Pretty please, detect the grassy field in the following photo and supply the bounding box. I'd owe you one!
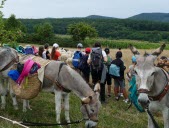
[0,48,169,128]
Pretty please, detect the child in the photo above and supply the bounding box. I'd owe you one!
[111,51,128,103]
[43,43,50,60]
[78,47,91,83]
[72,43,83,72]
[51,43,61,61]
[104,48,112,97]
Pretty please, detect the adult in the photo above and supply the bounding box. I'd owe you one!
[111,51,129,103]
[87,42,107,104]
[51,43,61,61]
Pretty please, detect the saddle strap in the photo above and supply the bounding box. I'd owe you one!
[44,63,71,93]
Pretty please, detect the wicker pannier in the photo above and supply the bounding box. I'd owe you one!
[11,73,41,100]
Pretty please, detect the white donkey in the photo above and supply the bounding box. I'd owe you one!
[0,47,101,128]
[129,44,169,128]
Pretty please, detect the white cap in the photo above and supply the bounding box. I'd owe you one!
[77,43,83,48]
[53,43,59,48]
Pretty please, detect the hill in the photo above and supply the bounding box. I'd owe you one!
[85,15,115,19]
[129,13,169,22]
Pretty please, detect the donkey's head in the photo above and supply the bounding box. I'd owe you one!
[0,47,19,71]
[80,83,101,128]
[129,44,166,108]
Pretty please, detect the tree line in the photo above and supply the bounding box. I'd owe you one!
[19,18,169,42]
[1,13,169,48]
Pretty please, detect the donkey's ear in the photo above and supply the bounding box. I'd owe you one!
[129,44,140,55]
[151,43,166,56]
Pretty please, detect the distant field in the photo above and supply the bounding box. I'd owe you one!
[0,48,168,128]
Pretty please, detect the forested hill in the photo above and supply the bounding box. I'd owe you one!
[19,17,169,42]
[85,15,115,19]
[129,13,169,22]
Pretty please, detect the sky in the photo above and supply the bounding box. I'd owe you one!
[1,0,169,19]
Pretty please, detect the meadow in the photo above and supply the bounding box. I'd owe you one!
[0,47,169,128]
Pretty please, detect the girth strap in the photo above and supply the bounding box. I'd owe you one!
[44,62,71,93]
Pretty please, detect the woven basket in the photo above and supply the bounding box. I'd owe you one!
[11,73,41,100]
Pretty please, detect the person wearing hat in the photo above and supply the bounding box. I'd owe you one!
[126,55,137,81]
[111,51,128,103]
[51,43,61,60]
[78,47,91,83]
[104,48,112,97]
[72,43,84,71]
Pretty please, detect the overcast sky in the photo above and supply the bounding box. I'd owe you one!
[1,0,169,19]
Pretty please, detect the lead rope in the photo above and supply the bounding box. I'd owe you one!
[145,109,160,128]
[20,119,84,126]
[0,116,29,128]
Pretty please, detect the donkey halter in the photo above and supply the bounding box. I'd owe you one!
[138,68,169,101]
[0,49,19,72]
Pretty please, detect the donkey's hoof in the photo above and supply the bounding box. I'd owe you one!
[23,108,27,112]
[27,105,32,110]
[14,105,19,110]
[1,104,5,110]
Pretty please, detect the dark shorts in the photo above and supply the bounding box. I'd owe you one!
[105,73,112,85]
[114,79,125,88]
[91,69,102,84]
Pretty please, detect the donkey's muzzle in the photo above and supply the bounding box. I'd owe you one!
[138,93,150,108]
[138,99,150,108]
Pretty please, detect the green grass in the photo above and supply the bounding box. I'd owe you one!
[0,91,164,128]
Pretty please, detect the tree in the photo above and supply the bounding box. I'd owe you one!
[4,14,22,30]
[0,0,6,46]
[67,22,98,42]
[34,22,55,44]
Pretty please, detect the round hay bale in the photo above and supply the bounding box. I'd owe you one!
[11,73,41,100]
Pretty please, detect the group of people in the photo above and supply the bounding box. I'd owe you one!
[72,42,130,104]
[38,43,61,60]
[37,42,134,105]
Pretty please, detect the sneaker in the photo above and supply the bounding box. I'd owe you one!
[107,94,111,97]
[101,101,107,104]
[120,94,124,97]
[115,96,119,101]
[123,99,129,103]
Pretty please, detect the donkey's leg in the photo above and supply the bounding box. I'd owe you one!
[54,89,62,123]
[0,78,7,109]
[9,79,18,110]
[0,95,6,109]
[162,108,169,128]
[63,92,70,123]
[23,100,32,112]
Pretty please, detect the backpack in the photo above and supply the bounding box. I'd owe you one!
[128,76,144,112]
[78,55,89,71]
[25,45,34,55]
[109,64,120,77]
[72,51,82,68]
[91,47,103,70]
[16,45,26,54]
